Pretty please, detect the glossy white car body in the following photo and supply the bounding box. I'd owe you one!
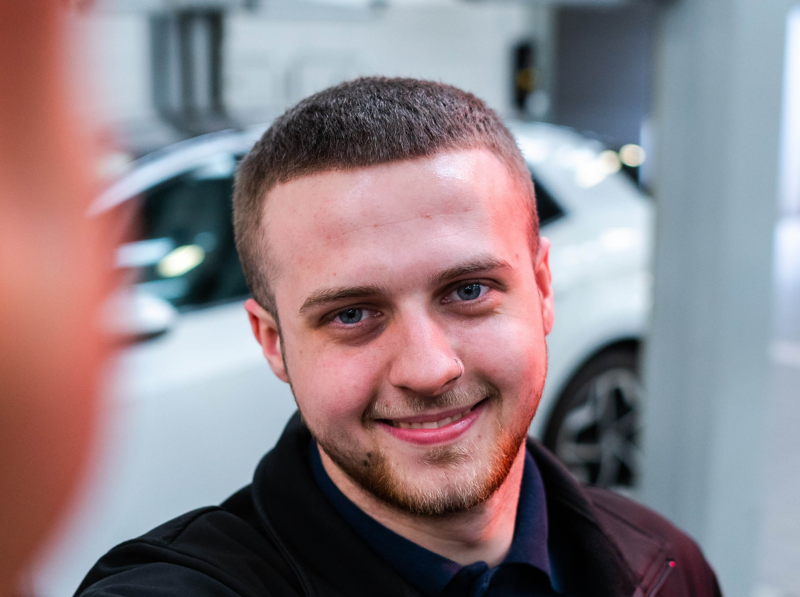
[32,123,653,597]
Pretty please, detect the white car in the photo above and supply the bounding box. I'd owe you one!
[33,123,653,597]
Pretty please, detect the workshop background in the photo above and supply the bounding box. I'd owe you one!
[23,1,800,597]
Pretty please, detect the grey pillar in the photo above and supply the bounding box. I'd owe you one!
[642,1,795,596]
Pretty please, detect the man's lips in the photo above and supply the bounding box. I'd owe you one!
[375,399,488,445]
[380,400,484,429]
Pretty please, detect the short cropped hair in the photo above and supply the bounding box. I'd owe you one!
[233,76,537,318]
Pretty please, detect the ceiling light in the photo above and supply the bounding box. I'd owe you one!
[619,144,646,168]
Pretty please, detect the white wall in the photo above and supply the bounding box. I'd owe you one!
[78,2,538,127]
[70,12,155,124]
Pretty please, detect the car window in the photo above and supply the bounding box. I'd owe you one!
[119,154,249,310]
[532,175,565,226]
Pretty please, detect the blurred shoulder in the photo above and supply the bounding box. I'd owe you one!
[74,489,303,597]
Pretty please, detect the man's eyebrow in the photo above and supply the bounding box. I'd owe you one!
[298,258,510,314]
[428,257,512,288]
[299,284,389,314]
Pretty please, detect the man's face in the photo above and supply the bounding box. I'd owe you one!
[247,148,554,515]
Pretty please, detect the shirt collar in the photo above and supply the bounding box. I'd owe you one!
[309,439,551,596]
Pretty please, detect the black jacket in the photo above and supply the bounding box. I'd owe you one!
[76,414,722,597]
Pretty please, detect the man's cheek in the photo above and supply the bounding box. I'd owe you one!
[459,318,543,376]
[294,351,379,423]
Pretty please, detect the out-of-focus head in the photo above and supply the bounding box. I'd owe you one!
[0,2,109,594]
[233,76,538,319]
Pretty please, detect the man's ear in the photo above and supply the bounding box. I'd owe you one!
[534,236,555,336]
[244,298,289,383]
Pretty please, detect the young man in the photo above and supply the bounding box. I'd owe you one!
[77,78,721,596]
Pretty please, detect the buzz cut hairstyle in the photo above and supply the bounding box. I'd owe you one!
[233,76,538,319]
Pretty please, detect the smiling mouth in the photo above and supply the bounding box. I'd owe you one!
[383,399,485,430]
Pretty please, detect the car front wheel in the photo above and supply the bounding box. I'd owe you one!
[543,344,642,491]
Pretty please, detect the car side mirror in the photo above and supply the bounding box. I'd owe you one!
[104,286,178,342]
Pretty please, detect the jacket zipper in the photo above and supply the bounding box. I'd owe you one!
[643,560,675,597]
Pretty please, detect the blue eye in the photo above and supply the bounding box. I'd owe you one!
[335,308,365,324]
[454,283,486,301]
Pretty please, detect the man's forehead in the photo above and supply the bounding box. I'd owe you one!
[262,148,522,233]
[259,148,531,290]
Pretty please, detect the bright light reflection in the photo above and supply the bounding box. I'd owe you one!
[576,164,605,188]
[567,148,596,168]
[575,151,621,188]
[157,244,206,278]
[600,227,640,252]
[599,150,622,173]
[619,144,647,167]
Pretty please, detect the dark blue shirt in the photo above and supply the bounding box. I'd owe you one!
[309,440,562,596]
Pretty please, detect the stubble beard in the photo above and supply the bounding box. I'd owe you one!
[309,380,541,517]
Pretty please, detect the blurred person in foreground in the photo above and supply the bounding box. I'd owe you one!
[76,78,720,597]
[0,2,110,596]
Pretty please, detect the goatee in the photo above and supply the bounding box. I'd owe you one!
[311,380,535,517]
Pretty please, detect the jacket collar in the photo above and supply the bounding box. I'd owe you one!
[526,439,640,595]
[252,413,415,596]
[251,413,641,597]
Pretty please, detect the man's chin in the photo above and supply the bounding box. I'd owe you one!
[318,418,527,517]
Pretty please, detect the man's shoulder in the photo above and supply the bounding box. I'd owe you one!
[583,484,697,555]
[526,439,721,596]
[582,484,722,596]
[74,487,304,597]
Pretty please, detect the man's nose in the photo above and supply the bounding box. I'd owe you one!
[386,313,462,397]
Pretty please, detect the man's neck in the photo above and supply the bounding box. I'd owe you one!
[318,443,527,568]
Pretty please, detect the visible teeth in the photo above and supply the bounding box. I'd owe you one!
[390,405,475,429]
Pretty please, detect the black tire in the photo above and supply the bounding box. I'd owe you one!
[543,344,642,490]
